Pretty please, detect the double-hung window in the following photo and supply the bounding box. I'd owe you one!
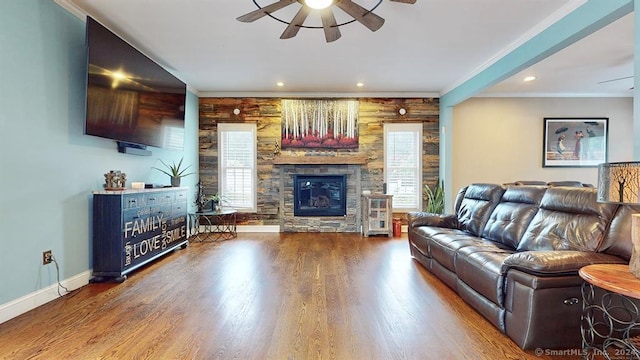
[384,123,423,212]
[218,123,257,212]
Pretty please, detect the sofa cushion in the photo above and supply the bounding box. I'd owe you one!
[502,250,627,275]
[453,185,468,213]
[517,187,618,252]
[429,233,486,271]
[457,184,505,237]
[598,204,639,261]
[455,245,514,306]
[410,226,459,257]
[409,228,430,258]
[407,212,458,228]
[482,186,546,249]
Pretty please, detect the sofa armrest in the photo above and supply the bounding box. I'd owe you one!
[502,250,627,276]
[407,211,458,229]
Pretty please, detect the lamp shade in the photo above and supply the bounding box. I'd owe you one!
[597,161,640,204]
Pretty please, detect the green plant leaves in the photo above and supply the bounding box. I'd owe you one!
[424,180,445,214]
[152,157,195,178]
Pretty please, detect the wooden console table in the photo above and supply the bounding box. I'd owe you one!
[580,264,640,359]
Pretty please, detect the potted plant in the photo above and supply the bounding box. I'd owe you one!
[423,180,445,214]
[153,157,194,187]
[208,193,224,211]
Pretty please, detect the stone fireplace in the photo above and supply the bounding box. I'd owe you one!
[277,157,365,232]
[294,174,347,217]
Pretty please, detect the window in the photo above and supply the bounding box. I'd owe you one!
[218,123,257,212]
[384,123,423,212]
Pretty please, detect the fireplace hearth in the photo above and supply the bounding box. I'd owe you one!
[294,175,346,217]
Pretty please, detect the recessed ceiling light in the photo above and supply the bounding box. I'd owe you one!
[524,76,536,82]
[276,82,284,87]
[356,82,364,87]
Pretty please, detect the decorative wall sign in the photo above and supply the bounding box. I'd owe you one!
[542,117,608,168]
[281,99,359,149]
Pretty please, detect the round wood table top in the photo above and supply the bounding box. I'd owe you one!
[579,264,640,300]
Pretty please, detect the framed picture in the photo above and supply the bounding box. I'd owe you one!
[281,99,359,149]
[543,117,608,167]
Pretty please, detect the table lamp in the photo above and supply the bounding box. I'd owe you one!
[597,161,640,277]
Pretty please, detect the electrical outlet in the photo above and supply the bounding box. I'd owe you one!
[42,250,52,265]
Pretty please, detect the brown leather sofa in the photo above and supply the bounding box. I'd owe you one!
[407,183,639,350]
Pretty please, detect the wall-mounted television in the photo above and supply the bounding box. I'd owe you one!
[84,16,186,151]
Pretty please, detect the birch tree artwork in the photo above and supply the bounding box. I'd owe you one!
[281,99,359,149]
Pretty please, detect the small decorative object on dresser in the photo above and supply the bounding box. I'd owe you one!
[131,182,145,190]
[104,170,126,190]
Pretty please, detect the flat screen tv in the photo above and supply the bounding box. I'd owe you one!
[84,16,186,151]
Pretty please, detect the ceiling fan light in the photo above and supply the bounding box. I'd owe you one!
[304,0,334,10]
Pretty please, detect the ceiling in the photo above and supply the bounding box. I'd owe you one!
[56,0,633,98]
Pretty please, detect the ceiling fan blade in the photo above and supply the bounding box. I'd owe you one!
[280,6,311,39]
[335,0,384,32]
[389,0,416,3]
[321,9,341,43]
[597,75,633,84]
[237,0,296,22]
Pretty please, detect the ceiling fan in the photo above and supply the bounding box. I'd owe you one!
[597,75,634,90]
[237,0,416,43]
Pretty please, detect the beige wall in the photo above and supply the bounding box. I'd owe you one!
[451,97,633,196]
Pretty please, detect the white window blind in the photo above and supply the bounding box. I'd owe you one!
[218,123,257,212]
[161,118,184,151]
[384,123,423,211]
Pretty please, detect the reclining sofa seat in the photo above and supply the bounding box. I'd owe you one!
[407,183,635,350]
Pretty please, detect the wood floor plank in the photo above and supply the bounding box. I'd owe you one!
[0,233,578,359]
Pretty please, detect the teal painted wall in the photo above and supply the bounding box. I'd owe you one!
[0,0,199,306]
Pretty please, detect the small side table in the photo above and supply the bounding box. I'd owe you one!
[580,264,640,359]
[188,209,237,241]
[361,194,393,237]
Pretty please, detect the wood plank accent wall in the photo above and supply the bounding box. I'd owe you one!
[199,97,440,226]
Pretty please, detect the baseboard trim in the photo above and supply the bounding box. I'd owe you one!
[0,270,91,325]
[237,225,280,233]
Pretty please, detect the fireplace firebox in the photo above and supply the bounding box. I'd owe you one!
[294,175,347,217]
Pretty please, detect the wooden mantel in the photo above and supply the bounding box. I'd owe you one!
[273,154,368,165]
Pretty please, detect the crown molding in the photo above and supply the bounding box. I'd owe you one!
[54,0,88,21]
[473,92,632,98]
[197,91,440,98]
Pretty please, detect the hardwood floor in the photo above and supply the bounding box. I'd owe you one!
[0,233,578,359]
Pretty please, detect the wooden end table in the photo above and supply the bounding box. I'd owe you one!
[579,263,640,359]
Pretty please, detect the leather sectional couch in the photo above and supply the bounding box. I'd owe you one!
[407,183,639,349]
